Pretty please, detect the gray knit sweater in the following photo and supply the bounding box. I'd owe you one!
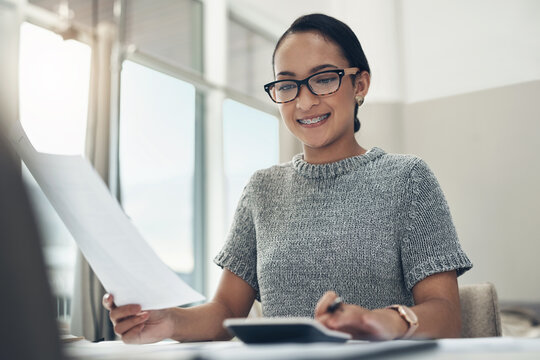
[214,147,472,317]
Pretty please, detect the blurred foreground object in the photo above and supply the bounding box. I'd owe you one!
[0,128,63,360]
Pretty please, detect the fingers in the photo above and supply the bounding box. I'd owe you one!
[102,293,142,323]
[102,293,116,311]
[121,323,146,344]
[317,312,333,328]
[317,305,348,330]
[319,304,380,339]
[109,304,143,323]
[102,293,148,337]
[114,312,149,336]
[326,306,357,328]
[314,293,397,340]
[314,291,339,318]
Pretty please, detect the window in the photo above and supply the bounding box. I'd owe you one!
[119,60,197,285]
[223,99,279,226]
[19,22,90,155]
[18,22,91,321]
[227,17,276,102]
[17,2,281,308]
[125,0,203,72]
[29,0,115,27]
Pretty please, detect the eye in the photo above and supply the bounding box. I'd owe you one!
[314,76,338,85]
[277,82,297,91]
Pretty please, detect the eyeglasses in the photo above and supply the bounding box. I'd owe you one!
[264,67,359,104]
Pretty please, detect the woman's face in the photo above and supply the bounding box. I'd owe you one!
[273,31,367,153]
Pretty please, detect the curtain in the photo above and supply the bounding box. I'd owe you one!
[70,22,117,341]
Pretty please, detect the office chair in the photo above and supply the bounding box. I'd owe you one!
[459,283,502,338]
[0,129,64,360]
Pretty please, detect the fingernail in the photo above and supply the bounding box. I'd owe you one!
[103,294,110,302]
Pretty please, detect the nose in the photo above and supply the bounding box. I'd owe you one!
[296,84,319,111]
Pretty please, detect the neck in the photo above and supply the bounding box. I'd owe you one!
[303,138,366,164]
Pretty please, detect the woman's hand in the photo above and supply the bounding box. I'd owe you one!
[314,291,408,340]
[102,294,176,344]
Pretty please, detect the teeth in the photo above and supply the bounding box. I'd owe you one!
[298,114,329,125]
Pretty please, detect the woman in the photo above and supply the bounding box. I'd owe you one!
[103,13,472,343]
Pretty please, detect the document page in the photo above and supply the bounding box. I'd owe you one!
[10,123,205,310]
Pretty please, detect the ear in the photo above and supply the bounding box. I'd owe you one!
[354,71,370,98]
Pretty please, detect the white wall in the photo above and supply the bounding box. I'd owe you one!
[231,0,540,103]
[403,81,540,302]
[398,0,540,301]
[401,0,540,103]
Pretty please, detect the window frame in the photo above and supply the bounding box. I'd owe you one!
[16,0,284,299]
[121,49,280,293]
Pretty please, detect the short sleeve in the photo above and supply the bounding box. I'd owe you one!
[401,159,473,291]
[213,180,260,300]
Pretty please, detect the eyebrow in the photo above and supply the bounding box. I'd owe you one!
[276,64,339,77]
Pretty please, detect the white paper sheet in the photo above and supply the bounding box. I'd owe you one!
[9,122,205,310]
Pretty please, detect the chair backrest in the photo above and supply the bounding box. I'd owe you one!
[459,283,502,338]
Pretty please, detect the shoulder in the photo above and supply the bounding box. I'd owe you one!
[248,161,295,184]
[240,161,295,197]
[376,151,446,201]
[367,149,444,193]
[372,148,430,177]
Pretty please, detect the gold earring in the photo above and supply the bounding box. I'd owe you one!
[355,96,364,106]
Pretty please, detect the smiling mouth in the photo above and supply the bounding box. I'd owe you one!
[297,113,330,125]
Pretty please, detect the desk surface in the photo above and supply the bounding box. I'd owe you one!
[64,337,540,360]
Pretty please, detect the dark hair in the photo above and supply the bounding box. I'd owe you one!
[272,14,370,133]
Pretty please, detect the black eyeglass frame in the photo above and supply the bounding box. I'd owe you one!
[264,67,360,104]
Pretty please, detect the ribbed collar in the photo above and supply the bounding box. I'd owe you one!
[292,147,385,179]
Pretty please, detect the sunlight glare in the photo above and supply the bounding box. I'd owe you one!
[19,22,90,155]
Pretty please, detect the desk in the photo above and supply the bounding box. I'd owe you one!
[64,337,540,360]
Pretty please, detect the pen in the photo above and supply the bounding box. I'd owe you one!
[327,296,343,313]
